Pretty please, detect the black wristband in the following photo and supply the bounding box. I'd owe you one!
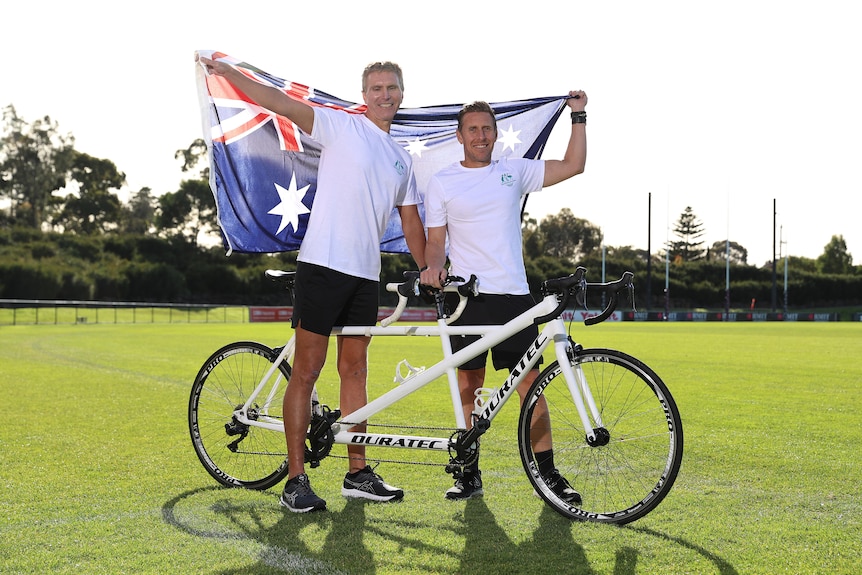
[571,111,587,124]
[419,266,428,272]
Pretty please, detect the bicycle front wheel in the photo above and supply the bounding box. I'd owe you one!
[518,348,683,524]
[189,341,290,490]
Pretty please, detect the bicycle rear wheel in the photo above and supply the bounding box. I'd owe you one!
[518,348,683,524]
[189,341,290,490]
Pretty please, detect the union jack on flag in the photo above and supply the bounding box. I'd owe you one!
[195,50,571,255]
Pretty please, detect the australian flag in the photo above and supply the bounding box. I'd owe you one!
[195,50,571,255]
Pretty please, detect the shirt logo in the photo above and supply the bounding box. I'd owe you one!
[500,172,515,187]
[395,160,406,176]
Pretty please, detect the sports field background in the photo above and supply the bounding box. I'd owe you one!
[1,321,859,574]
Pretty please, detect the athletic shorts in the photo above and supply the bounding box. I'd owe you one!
[291,262,379,336]
[448,293,543,371]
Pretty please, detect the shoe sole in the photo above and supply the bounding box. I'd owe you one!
[445,489,484,500]
[341,487,404,502]
[279,497,326,513]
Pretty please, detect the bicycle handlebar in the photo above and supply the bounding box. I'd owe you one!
[267,267,633,328]
[381,272,477,326]
[581,271,635,326]
[533,267,588,325]
[534,267,634,326]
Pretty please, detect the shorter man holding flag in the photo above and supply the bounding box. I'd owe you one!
[420,93,588,501]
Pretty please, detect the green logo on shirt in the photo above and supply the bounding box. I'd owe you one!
[395,160,406,176]
[501,172,515,187]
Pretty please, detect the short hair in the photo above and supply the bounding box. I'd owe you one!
[362,61,404,92]
[457,101,497,131]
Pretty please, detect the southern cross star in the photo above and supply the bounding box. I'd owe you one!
[497,124,522,152]
[404,138,429,157]
[268,173,311,235]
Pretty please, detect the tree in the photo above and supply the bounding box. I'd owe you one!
[782,255,817,274]
[817,235,853,274]
[0,105,75,228]
[708,240,748,264]
[536,207,603,262]
[606,245,649,261]
[670,206,706,262]
[121,187,157,234]
[175,138,209,180]
[521,212,543,259]
[54,152,126,234]
[156,178,218,246]
[153,139,219,245]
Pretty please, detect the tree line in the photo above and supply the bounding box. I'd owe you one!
[2,105,860,310]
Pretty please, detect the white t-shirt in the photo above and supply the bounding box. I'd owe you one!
[424,158,545,295]
[298,107,419,281]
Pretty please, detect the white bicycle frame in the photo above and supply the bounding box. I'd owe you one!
[232,280,605,454]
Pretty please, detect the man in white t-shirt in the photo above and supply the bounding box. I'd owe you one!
[200,56,426,512]
[420,95,587,501]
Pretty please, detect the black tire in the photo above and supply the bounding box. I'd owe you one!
[518,348,683,524]
[189,341,291,490]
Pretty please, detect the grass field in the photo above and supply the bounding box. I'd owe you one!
[1,320,860,574]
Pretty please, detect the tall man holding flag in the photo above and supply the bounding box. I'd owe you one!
[199,55,427,513]
[420,93,588,501]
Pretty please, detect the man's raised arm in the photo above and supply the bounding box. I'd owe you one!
[198,55,315,135]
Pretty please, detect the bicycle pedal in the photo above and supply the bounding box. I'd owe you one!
[445,462,465,478]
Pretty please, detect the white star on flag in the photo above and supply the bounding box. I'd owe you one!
[497,124,522,152]
[404,138,429,157]
[268,173,311,234]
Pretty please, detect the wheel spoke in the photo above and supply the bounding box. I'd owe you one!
[189,342,290,490]
[519,349,683,524]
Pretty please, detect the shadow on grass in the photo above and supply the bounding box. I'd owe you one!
[460,498,593,575]
[163,487,738,575]
[624,526,739,575]
[163,486,373,574]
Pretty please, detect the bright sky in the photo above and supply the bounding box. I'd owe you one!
[3,1,860,266]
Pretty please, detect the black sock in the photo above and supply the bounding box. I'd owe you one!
[535,449,555,476]
[347,465,369,477]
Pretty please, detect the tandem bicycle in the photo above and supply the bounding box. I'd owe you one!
[188,267,683,525]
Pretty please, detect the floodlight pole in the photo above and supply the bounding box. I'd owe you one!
[664,242,670,319]
[781,226,788,313]
[772,198,778,311]
[647,193,652,310]
[725,194,730,318]
[725,239,730,317]
[664,192,670,320]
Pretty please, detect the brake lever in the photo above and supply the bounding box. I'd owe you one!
[574,276,588,309]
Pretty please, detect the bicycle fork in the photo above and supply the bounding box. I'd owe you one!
[556,335,609,446]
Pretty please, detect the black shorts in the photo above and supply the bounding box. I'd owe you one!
[291,262,379,336]
[449,293,543,371]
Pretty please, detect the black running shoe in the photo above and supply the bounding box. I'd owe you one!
[342,466,404,502]
[445,471,483,500]
[280,474,327,513]
[544,468,582,505]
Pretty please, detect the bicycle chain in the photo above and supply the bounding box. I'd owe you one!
[257,416,460,434]
[338,420,459,433]
[235,422,470,467]
[327,454,449,467]
[329,421,475,468]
